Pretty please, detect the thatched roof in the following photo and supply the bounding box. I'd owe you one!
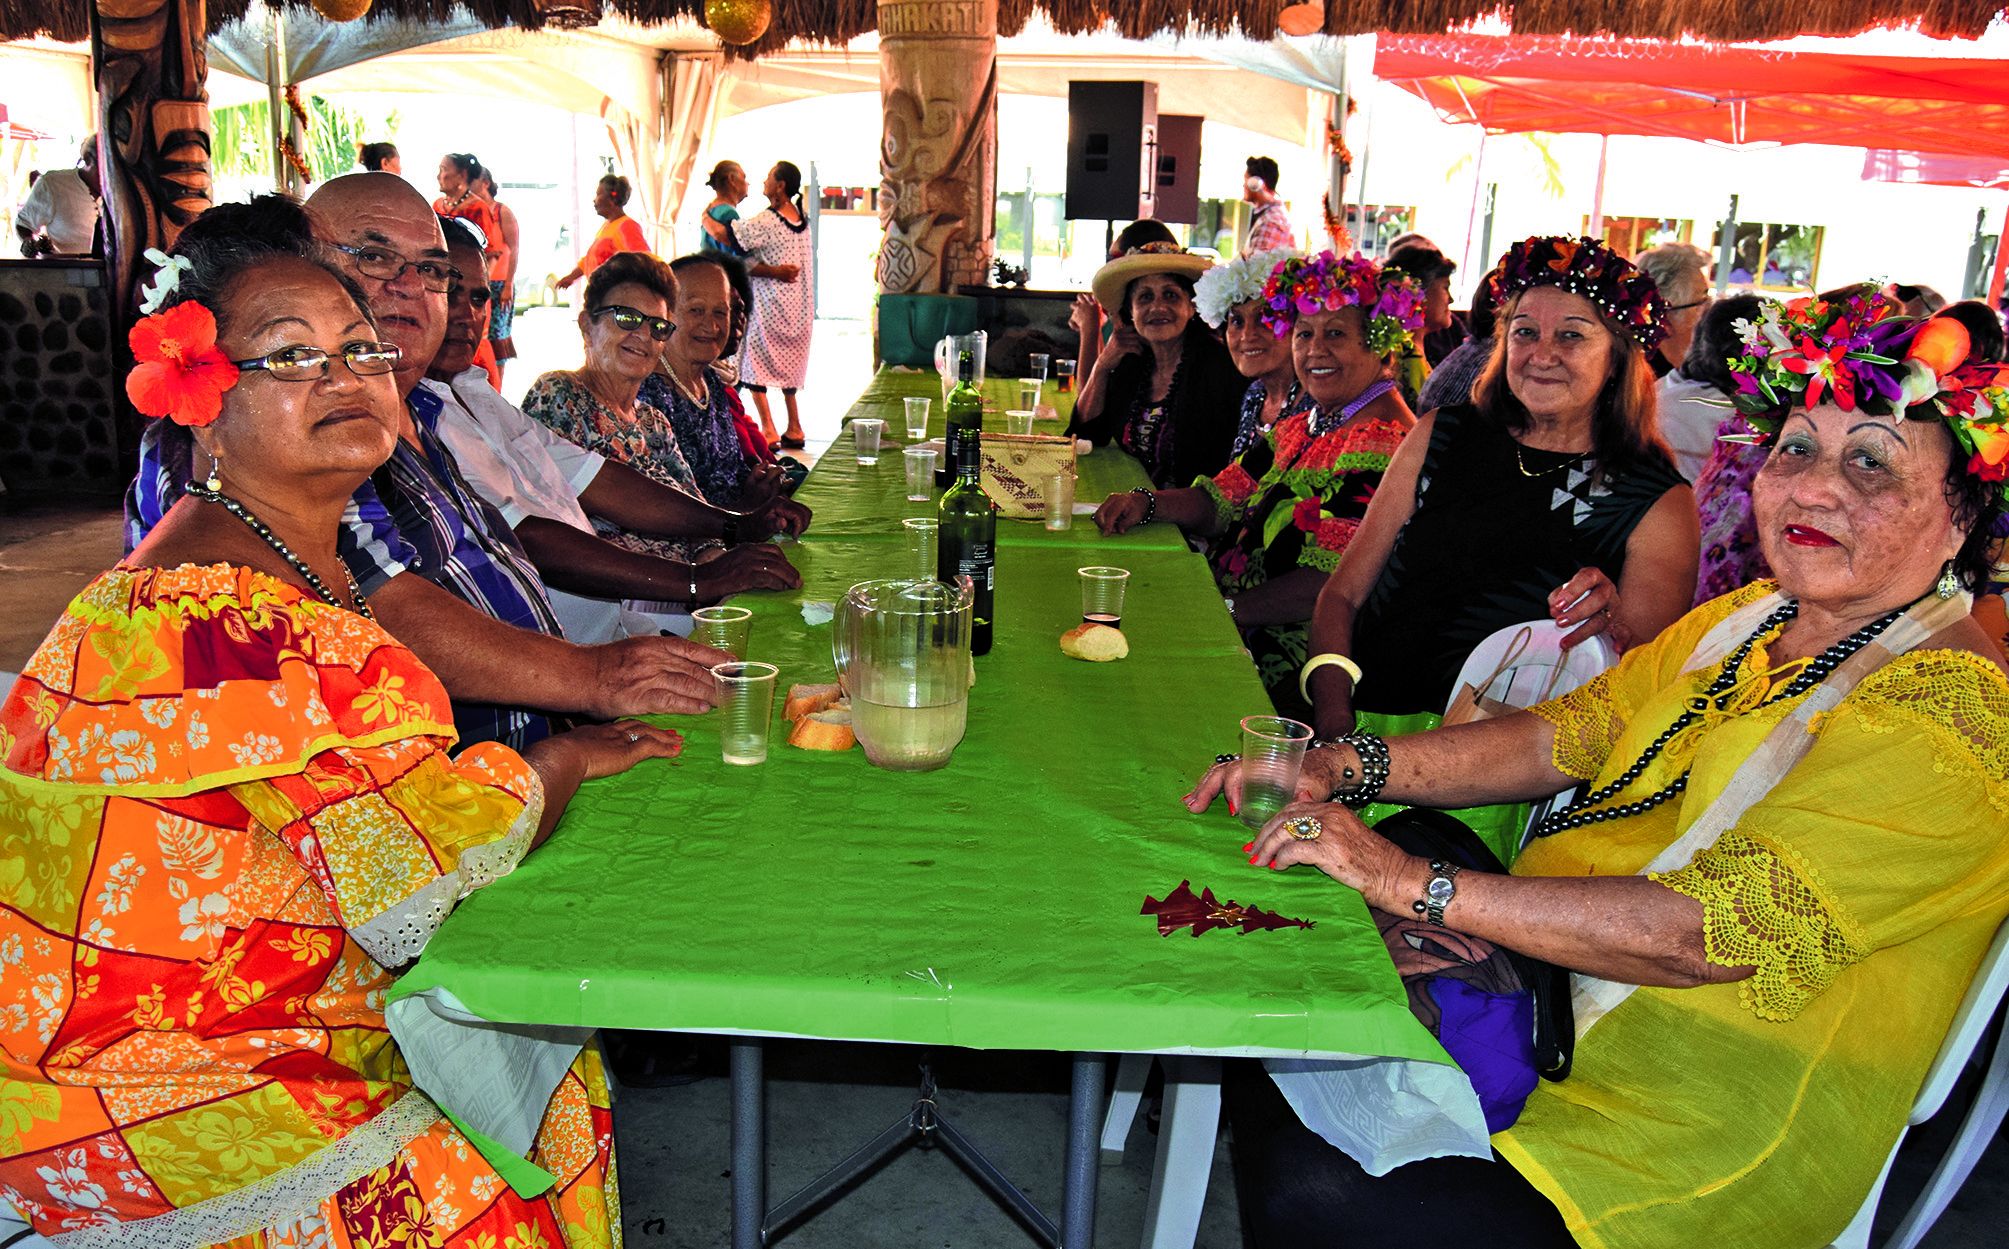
[4,0,2005,55]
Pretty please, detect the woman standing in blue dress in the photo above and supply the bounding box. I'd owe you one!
[701,160,746,257]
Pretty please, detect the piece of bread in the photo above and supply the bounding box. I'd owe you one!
[788,707,856,751]
[784,682,843,721]
[1060,623,1129,662]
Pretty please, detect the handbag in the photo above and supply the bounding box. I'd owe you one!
[980,433,1076,520]
[1368,808,1574,1132]
[1441,626,1575,727]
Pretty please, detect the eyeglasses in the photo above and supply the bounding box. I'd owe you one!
[231,341,404,381]
[330,241,460,293]
[591,304,674,341]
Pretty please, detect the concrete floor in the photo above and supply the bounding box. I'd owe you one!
[3,312,2007,1248]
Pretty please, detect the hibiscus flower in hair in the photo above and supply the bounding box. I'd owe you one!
[125,301,240,427]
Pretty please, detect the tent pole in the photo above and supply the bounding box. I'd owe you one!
[1461,129,1487,270]
[264,11,288,192]
[1021,165,1034,275]
[1964,208,1986,300]
[808,160,821,310]
[1587,133,1608,237]
[1353,88,1372,254]
[1715,193,1738,295]
[1990,197,2009,308]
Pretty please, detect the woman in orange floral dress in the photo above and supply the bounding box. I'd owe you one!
[0,197,684,1247]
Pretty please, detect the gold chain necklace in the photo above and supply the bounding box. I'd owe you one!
[1513,440,1587,478]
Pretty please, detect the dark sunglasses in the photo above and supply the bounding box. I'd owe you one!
[591,304,674,341]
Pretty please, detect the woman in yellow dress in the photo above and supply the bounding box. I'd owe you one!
[1194,287,2009,1248]
[0,198,694,1246]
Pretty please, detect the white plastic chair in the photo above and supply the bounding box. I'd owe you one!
[1442,620,1617,847]
[1829,915,2009,1249]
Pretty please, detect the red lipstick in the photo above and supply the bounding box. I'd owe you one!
[1782,524,1840,547]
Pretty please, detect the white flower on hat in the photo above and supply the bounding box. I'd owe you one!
[1194,247,1304,329]
[137,248,192,316]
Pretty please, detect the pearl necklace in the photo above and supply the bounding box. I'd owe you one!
[184,483,373,619]
[664,362,710,408]
[1528,598,1903,838]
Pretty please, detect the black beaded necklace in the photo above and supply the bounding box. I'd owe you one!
[1529,597,1905,838]
[184,483,373,620]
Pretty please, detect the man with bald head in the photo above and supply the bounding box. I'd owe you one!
[126,176,727,750]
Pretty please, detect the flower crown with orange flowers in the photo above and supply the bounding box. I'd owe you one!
[1725,287,2009,502]
[124,252,240,428]
[1259,250,1427,356]
[1482,235,1670,352]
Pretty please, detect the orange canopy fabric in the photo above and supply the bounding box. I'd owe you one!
[1375,33,2009,159]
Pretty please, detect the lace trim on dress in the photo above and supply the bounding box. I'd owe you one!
[43,1089,443,1249]
[1850,650,2009,816]
[1653,828,1869,1022]
[349,773,541,968]
[1528,670,1622,781]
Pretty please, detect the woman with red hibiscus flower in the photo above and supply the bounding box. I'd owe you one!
[1094,250,1419,719]
[0,197,669,1248]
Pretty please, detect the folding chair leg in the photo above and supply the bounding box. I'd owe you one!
[1101,1053,1153,1164]
[1138,1056,1221,1249]
[1886,1028,2009,1249]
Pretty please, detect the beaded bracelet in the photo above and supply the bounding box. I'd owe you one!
[1329,731,1391,807]
[1131,486,1156,525]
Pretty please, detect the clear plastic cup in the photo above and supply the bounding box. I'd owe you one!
[1238,715,1313,829]
[903,396,931,441]
[854,418,884,465]
[1028,353,1051,382]
[1005,409,1035,436]
[903,447,937,501]
[1044,472,1075,530]
[903,517,939,578]
[1078,565,1130,627]
[1017,379,1042,412]
[713,661,779,765]
[690,605,752,658]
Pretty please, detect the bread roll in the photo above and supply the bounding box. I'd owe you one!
[1060,623,1129,662]
[784,682,843,721]
[788,708,856,751]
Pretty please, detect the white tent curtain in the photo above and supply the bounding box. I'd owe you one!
[656,50,726,255]
[602,91,672,254]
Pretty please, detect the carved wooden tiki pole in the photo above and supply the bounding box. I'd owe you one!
[876,0,999,295]
[91,0,214,319]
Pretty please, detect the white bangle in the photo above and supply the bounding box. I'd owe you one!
[1299,652,1363,704]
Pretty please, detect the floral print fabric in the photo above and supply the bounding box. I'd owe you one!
[0,565,616,1247]
[1692,412,1773,605]
[523,371,703,561]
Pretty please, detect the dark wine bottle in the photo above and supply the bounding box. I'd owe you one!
[939,349,982,489]
[937,398,996,656]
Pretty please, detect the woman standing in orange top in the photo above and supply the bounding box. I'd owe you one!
[475,164,521,373]
[556,175,650,293]
[434,153,506,388]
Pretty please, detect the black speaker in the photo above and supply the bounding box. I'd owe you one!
[1153,114,1202,225]
[1065,81,1158,222]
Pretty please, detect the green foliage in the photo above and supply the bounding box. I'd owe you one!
[210,95,396,185]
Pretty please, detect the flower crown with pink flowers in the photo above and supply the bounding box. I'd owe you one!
[1481,235,1670,351]
[1258,250,1426,357]
[1726,286,2009,502]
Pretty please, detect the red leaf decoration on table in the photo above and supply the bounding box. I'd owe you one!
[125,301,241,428]
[1142,881,1314,937]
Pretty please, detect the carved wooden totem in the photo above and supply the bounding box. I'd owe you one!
[91,0,214,318]
[876,0,998,295]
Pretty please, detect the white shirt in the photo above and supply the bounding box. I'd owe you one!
[1655,370,1726,484]
[16,170,97,255]
[422,369,634,643]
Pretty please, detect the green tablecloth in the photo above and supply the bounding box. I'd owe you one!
[392,375,1448,1069]
[794,368,1189,552]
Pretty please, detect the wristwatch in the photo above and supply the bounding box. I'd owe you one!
[1224,596,1237,621]
[1412,859,1462,926]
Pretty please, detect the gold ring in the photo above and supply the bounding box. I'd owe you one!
[1282,815,1323,841]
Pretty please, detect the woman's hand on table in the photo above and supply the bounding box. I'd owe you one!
[703,543,802,596]
[1093,490,1151,535]
[1550,568,1631,651]
[1184,746,1351,819]
[743,495,811,539]
[1245,800,1417,903]
[550,719,687,781]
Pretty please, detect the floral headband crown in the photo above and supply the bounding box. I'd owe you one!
[1194,246,1304,328]
[1726,287,2009,503]
[1482,235,1670,351]
[125,248,239,428]
[1258,250,1427,357]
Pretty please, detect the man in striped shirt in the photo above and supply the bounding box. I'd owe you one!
[1241,155,1297,257]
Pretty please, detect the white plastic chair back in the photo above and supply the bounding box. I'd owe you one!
[1444,619,1616,719]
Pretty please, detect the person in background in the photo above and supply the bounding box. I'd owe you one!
[428,222,799,641]
[1415,295,1497,414]
[475,164,520,374]
[701,159,747,256]
[1634,241,1713,379]
[1192,245,1310,457]
[358,139,400,173]
[1242,155,1295,256]
[1071,218,1180,368]
[556,174,650,292]
[15,133,98,257]
[1887,281,1948,319]
[1070,241,1245,489]
[731,160,815,450]
[1661,293,1762,483]
[432,152,506,388]
[1385,240,1458,407]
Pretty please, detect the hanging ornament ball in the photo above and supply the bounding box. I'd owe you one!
[704,0,772,45]
[310,0,373,20]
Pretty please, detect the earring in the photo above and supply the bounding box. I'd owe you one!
[205,455,221,493]
[1936,561,1961,600]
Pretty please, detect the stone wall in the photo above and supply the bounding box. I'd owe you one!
[0,261,125,498]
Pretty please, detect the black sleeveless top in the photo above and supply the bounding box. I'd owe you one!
[1352,403,1686,716]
